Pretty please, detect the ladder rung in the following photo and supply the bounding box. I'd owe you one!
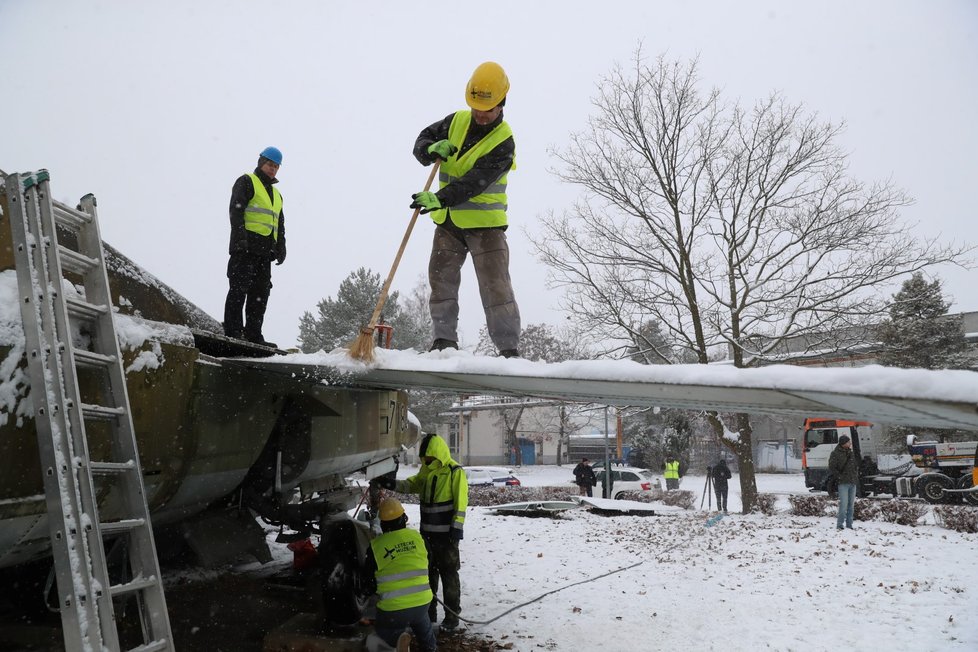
[90,460,136,475]
[73,349,116,369]
[66,296,108,321]
[127,639,170,652]
[99,518,146,536]
[81,403,126,421]
[52,202,93,230]
[58,245,99,276]
[109,575,160,598]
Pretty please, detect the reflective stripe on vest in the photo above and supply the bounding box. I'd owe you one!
[665,461,680,479]
[430,111,515,228]
[243,174,283,240]
[371,529,433,612]
[420,499,455,534]
[418,464,466,535]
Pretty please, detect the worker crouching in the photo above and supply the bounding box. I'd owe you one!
[364,498,438,652]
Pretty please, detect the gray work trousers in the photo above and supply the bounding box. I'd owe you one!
[428,225,521,352]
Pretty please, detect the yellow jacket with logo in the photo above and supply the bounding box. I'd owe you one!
[370,527,433,612]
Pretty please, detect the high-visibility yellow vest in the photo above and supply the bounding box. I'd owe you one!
[370,528,433,612]
[431,111,515,228]
[398,435,468,537]
[665,461,680,480]
[243,174,283,240]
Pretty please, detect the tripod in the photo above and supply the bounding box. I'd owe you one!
[700,467,714,510]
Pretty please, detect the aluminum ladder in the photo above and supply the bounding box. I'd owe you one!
[3,170,173,652]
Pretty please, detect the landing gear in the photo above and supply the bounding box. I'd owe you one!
[317,516,371,628]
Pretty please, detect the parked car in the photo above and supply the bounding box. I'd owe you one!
[592,466,659,499]
[464,466,521,487]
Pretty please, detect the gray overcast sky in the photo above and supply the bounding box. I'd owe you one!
[2,0,976,349]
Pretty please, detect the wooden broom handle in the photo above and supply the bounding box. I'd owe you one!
[363,160,441,332]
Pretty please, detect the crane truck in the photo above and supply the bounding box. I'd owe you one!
[802,418,978,505]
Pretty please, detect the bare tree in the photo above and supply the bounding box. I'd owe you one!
[515,402,600,466]
[532,52,971,512]
[495,402,528,466]
[477,323,597,465]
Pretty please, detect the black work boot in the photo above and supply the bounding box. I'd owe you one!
[245,333,278,349]
[429,338,458,352]
[498,349,520,359]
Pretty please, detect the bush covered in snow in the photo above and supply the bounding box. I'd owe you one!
[876,499,927,526]
[787,494,830,516]
[853,499,881,522]
[753,493,778,515]
[461,485,578,506]
[661,490,696,510]
[615,490,656,503]
[933,505,978,533]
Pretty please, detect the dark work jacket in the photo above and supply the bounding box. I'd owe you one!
[228,167,287,262]
[712,462,732,489]
[413,110,515,239]
[573,463,596,487]
[828,445,859,485]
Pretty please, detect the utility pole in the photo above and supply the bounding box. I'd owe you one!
[616,407,623,463]
[602,406,612,498]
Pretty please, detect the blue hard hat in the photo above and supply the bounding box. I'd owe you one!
[259,146,283,165]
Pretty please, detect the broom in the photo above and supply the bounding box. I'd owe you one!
[348,161,441,362]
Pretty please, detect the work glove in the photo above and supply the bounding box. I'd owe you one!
[370,473,397,491]
[410,191,442,214]
[450,529,463,542]
[427,139,458,160]
[276,244,286,266]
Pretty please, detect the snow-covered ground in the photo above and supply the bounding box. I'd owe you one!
[318,466,973,651]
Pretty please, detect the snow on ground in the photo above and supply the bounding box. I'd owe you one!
[350,466,974,651]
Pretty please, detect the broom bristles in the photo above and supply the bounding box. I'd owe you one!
[348,327,376,362]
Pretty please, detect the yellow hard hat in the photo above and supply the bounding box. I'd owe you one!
[466,62,509,111]
[378,497,405,522]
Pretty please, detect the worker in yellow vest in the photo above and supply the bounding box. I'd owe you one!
[364,498,438,652]
[410,61,521,358]
[223,146,286,348]
[385,433,467,632]
[664,455,682,491]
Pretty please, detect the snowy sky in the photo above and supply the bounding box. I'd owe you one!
[2,0,976,349]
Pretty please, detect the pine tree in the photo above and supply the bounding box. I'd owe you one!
[297,268,432,353]
[876,273,969,370]
[623,408,695,471]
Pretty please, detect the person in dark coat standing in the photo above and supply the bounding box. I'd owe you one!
[711,458,732,512]
[573,458,597,497]
[223,146,287,348]
[828,435,859,530]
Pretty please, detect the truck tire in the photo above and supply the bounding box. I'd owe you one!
[917,474,954,504]
[957,475,978,507]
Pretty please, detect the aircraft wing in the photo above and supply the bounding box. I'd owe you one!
[229,350,978,431]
